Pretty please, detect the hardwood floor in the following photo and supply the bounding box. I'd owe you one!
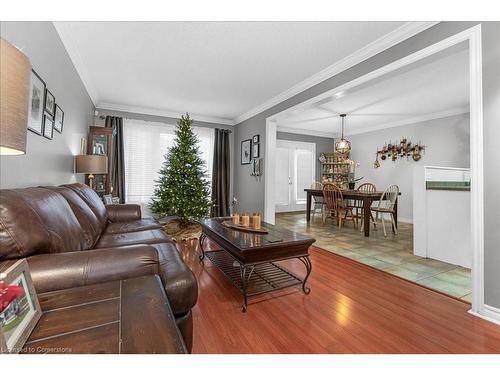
[176,239,500,354]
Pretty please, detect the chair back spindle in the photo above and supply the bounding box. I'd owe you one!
[377,184,399,211]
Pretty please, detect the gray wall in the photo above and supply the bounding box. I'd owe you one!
[348,113,470,222]
[233,21,500,309]
[0,22,94,188]
[276,131,334,180]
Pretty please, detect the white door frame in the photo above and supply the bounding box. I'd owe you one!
[264,25,492,322]
[275,139,316,213]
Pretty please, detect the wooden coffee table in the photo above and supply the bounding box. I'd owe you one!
[198,218,315,312]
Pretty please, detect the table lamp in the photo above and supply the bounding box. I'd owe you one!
[0,38,31,155]
[74,155,108,190]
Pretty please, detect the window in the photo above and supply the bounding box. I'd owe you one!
[123,118,214,214]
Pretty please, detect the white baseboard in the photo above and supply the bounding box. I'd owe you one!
[469,304,500,326]
[398,217,413,224]
[483,304,500,325]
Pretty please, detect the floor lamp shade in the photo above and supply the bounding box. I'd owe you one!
[0,38,31,155]
[75,155,108,174]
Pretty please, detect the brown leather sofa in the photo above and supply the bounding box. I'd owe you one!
[0,183,197,351]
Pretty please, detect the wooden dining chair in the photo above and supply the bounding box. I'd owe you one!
[371,184,399,237]
[322,183,356,229]
[310,181,324,221]
[348,182,377,232]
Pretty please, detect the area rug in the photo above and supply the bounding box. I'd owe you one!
[163,219,202,242]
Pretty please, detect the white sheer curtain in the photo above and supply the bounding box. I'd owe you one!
[123,118,214,215]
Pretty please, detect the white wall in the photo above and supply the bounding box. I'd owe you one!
[348,113,470,222]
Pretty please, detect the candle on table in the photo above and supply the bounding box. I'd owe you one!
[252,212,261,229]
[241,213,250,227]
[232,213,240,225]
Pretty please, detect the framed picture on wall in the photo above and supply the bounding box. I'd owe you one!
[241,139,251,165]
[252,134,260,144]
[252,142,260,158]
[54,105,64,133]
[27,70,46,135]
[0,259,42,353]
[42,114,54,140]
[44,89,55,116]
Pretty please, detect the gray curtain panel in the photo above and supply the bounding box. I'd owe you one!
[104,116,125,203]
[211,128,231,217]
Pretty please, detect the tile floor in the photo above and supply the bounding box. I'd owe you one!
[275,212,472,302]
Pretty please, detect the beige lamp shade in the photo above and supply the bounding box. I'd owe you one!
[0,38,32,155]
[75,155,108,174]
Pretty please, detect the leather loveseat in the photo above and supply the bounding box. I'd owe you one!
[0,183,197,351]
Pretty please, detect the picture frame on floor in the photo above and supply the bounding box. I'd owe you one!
[241,139,251,165]
[27,70,46,136]
[0,259,42,354]
[54,105,64,133]
[44,89,55,116]
[42,114,54,140]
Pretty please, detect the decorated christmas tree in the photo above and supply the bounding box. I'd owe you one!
[150,114,212,226]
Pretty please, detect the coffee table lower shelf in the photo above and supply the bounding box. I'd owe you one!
[204,250,310,312]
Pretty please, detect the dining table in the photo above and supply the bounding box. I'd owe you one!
[304,188,401,237]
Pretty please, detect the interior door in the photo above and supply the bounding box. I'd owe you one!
[275,140,315,213]
[275,145,291,211]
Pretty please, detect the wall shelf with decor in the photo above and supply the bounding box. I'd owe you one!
[319,151,353,189]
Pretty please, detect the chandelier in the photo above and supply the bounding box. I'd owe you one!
[335,114,351,154]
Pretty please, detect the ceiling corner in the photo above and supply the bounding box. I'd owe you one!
[53,21,100,106]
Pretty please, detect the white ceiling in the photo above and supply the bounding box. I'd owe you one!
[277,42,469,137]
[52,21,434,125]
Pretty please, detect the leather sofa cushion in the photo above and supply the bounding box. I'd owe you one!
[149,243,198,316]
[63,183,108,229]
[44,186,104,248]
[95,228,172,249]
[0,188,87,259]
[104,218,162,235]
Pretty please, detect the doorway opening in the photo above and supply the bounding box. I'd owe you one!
[264,25,485,318]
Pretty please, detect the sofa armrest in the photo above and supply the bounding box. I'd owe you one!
[106,204,142,222]
[27,245,160,293]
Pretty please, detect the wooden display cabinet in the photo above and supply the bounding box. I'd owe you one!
[87,126,113,197]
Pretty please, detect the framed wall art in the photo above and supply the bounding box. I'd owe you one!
[252,142,260,158]
[27,70,46,135]
[44,88,55,116]
[43,114,54,140]
[241,139,251,165]
[0,259,42,354]
[54,105,64,133]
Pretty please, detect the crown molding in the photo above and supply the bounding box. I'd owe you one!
[96,102,235,126]
[276,125,335,139]
[277,106,469,139]
[235,21,439,125]
[53,22,99,105]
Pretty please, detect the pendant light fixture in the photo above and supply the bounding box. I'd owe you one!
[335,114,351,154]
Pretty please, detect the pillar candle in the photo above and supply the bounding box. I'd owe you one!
[253,213,261,229]
[241,213,250,227]
[232,213,240,225]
